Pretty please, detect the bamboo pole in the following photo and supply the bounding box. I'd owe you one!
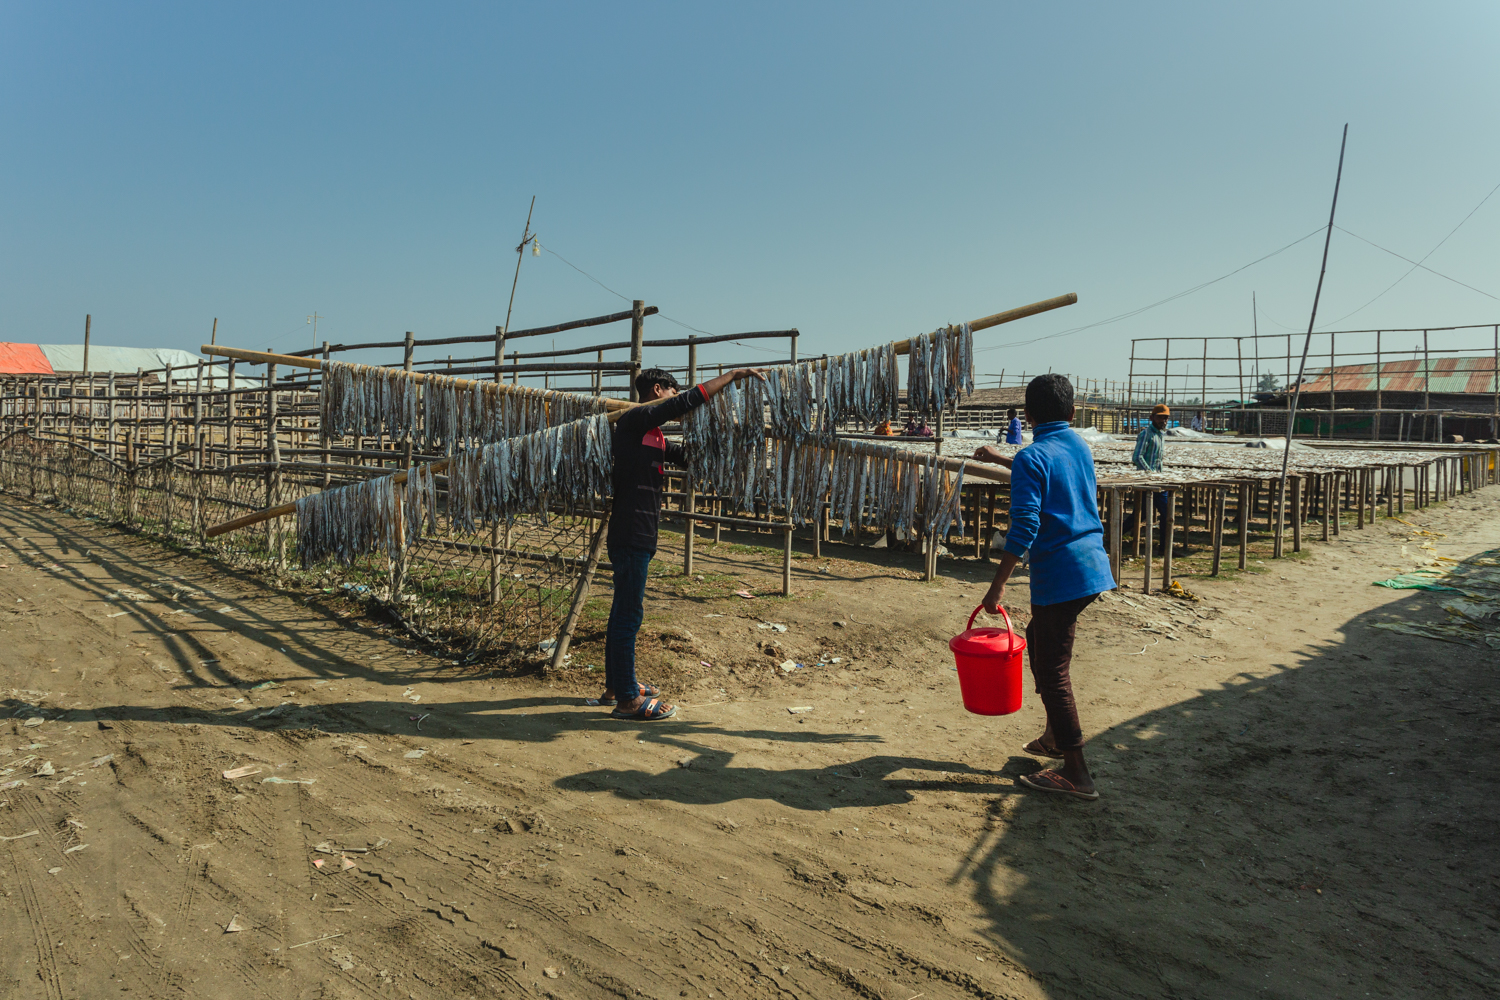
[549,514,609,672]
[200,293,1079,402]
[1142,503,1154,594]
[1209,486,1223,576]
[684,335,697,577]
[1237,481,1248,570]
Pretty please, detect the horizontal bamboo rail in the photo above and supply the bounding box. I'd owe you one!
[202,292,1078,410]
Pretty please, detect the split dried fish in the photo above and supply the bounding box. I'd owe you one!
[906,323,974,418]
[320,360,607,454]
[295,412,614,568]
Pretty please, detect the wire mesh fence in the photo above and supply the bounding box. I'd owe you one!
[0,374,596,659]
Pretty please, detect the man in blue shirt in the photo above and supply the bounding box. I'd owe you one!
[1130,403,1172,553]
[978,374,1115,801]
[1003,407,1024,445]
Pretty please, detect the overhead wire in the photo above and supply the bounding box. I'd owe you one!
[1331,226,1498,302]
[974,226,1326,353]
[1314,175,1500,326]
[539,242,786,355]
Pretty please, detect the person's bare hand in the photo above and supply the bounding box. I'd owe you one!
[972,445,1013,468]
[732,368,767,383]
[982,580,1006,614]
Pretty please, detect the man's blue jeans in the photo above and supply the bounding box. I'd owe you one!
[604,546,653,702]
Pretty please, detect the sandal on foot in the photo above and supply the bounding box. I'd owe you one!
[590,683,659,707]
[1017,769,1099,801]
[1022,739,1065,759]
[610,697,676,721]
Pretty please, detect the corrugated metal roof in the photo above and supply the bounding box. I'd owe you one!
[0,343,56,374]
[1299,356,1498,395]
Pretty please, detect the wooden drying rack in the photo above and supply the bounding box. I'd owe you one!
[200,293,1077,537]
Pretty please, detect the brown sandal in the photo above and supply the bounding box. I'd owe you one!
[1017,769,1099,801]
[1022,738,1065,759]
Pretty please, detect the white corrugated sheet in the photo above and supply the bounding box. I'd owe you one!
[36,344,261,387]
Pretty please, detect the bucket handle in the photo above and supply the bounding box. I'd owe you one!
[966,604,1015,641]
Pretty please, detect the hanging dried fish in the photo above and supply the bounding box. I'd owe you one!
[297,412,612,568]
[295,471,402,568]
[905,323,974,418]
[815,343,900,434]
[320,359,608,454]
[682,377,768,512]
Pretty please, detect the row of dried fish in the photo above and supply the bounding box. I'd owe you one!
[295,413,612,567]
[682,377,769,512]
[816,342,903,431]
[320,361,606,453]
[295,472,402,567]
[907,323,974,417]
[445,413,613,534]
[766,438,966,539]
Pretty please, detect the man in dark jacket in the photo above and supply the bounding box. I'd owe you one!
[603,365,764,720]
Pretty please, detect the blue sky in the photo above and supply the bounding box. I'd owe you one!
[3,2,1498,392]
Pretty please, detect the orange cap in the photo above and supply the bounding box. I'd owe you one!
[1151,404,1170,417]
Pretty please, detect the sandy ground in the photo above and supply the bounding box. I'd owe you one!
[1,486,1497,999]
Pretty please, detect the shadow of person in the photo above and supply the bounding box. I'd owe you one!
[949,551,1500,999]
[556,749,1012,811]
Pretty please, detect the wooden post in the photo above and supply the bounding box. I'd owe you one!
[1108,488,1123,584]
[684,336,697,576]
[1386,466,1395,518]
[106,373,117,462]
[628,300,645,401]
[1132,489,1143,558]
[1142,501,1154,594]
[1356,469,1366,529]
[983,487,996,562]
[266,361,282,566]
[163,364,177,532]
[1208,486,1223,575]
[1162,491,1175,588]
[1237,481,1248,570]
[972,487,984,559]
[1422,330,1431,413]
[783,523,794,596]
[226,360,237,471]
[402,332,415,470]
[1291,476,1302,552]
[320,342,332,488]
[193,361,204,537]
[551,515,609,672]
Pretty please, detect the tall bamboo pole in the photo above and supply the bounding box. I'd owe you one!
[1275,124,1348,557]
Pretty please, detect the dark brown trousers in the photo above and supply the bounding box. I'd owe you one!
[1025,594,1097,751]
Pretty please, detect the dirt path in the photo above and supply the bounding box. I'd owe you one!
[0,489,1496,999]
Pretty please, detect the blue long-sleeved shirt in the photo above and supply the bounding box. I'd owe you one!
[1004,417,1024,445]
[1002,421,1116,606]
[1132,425,1165,472]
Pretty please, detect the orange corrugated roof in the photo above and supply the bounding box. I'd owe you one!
[0,343,55,374]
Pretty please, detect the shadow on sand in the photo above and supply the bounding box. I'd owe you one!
[953,551,1499,999]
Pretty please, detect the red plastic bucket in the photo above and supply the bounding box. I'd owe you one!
[949,605,1026,716]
